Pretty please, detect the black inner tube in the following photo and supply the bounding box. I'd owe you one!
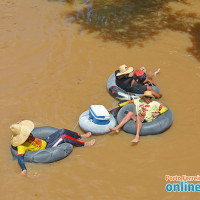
[117,103,173,136]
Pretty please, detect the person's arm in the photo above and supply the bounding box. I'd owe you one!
[143,79,156,86]
[130,78,135,87]
[17,145,28,176]
[159,104,168,114]
[118,100,134,107]
[108,100,134,115]
[147,85,162,99]
[152,104,168,118]
[18,154,27,176]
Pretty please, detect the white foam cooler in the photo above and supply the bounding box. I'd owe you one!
[89,105,110,125]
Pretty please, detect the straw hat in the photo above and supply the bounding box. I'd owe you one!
[116,64,134,76]
[10,120,34,147]
[140,91,154,99]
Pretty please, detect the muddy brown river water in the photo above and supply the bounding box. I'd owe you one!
[0,0,200,199]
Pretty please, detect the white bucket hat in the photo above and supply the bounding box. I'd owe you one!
[10,120,34,147]
[116,64,134,76]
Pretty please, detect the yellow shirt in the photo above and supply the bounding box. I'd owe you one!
[17,135,47,155]
[134,99,162,122]
[119,99,168,122]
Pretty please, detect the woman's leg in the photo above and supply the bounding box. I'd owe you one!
[46,129,93,148]
[110,112,137,132]
[146,68,160,78]
[62,135,85,147]
[131,115,143,143]
[153,68,160,77]
[62,135,95,147]
[63,129,91,139]
[61,129,94,146]
[62,129,81,139]
[81,132,92,138]
[142,68,160,86]
[84,139,95,146]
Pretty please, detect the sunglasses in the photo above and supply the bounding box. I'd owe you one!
[144,96,152,99]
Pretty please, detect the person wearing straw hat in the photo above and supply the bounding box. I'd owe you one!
[115,64,135,92]
[115,65,162,98]
[10,120,95,176]
[110,91,168,143]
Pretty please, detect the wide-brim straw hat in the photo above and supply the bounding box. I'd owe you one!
[10,120,34,147]
[140,91,154,99]
[116,64,134,76]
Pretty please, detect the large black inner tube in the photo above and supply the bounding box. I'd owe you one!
[11,127,73,163]
[117,103,173,136]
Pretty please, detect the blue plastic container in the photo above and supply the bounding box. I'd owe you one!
[89,105,110,125]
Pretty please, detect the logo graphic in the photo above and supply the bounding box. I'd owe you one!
[165,175,200,192]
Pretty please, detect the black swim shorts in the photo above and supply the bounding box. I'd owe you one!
[130,81,147,94]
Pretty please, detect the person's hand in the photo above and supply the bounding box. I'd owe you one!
[152,112,160,118]
[155,93,162,99]
[148,80,155,86]
[20,170,27,176]
[144,79,155,86]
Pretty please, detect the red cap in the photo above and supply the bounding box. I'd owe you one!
[135,69,145,76]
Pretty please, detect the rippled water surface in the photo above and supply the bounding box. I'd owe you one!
[0,0,200,199]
